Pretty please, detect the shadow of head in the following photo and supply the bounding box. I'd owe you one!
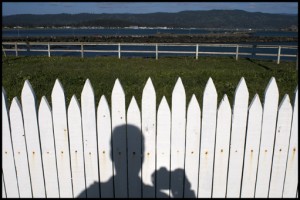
[110,124,144,175]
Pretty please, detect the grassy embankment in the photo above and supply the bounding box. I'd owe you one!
[2,55,298,109]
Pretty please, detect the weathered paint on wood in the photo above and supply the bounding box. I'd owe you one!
[127,97,142,198]
[68,95,86,198]
[2,88,19,198]
[241,94,263,197]
[2,77,298,199]
[156,96,171,198]
[283,88,298,197]
[170,78,186,198]
[81,79,100,198]
[227,77,249,198]
[141,78,156,198]
[184,94,201,198]
[51,79,73,197]
[9,97,32,198]
[38,97,59,198]
[212,95,231,198]
[198,78,217,198]
[97,95,114,198]
[269,95,293,198]
[111,79,127,198]
[21,80,45,197]
[255,77,279,198]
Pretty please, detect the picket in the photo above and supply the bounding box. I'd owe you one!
[2,88,19,198]
[269,95,293,198]
[198,78,217,198]
[68,95,86,198]
[141,78,156,198]
[282,88,298,197]
[240,94,263,197]
[184,95,201,198]
[9,97,32,198]
[2,174,6,198]
[226,77,249,198]
[255,77,279,197]
[156,96,171,198]
[212,95,231,198]
[51,79,73,197]
[21,80,46,197]
[170,78,186,198]
[97,95,114,198]
[2,77,298,199]
[111,79,127,198]
[81,79,100,198]
[127,97,142,198]
[38,97,59,198]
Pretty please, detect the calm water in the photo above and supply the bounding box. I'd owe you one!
[2,28,298,37]
[2,28,298,61]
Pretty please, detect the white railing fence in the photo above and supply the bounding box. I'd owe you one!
[2,77,298,198]
[2,42,298,65]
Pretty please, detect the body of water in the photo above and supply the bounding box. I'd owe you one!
[2,28,298,37]
[2,28,298,61]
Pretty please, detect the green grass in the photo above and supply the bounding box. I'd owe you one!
[2,55,298,110]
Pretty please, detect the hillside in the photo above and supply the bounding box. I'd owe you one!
[2,10,298,29]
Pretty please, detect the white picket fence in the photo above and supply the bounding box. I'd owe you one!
[2,77,298,198]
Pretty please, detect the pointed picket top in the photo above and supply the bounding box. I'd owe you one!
[158,96,170,111]
[10,97,22,111]
[172,77,185,97]
[39,96,51,113]
[143,77,155,96]
[21,80,36,102]
[249,94,262,111]
[187,94,200,113]
[264,77,279,101]
[128,96,139,113]
[81,79,95,97]
[98,95,110,116]
[278,94,291,111]
[69,95,80,110]
[234,77,249,98]
[112,78,125,97]
[204,77,217,96]
[2,87,7,104]
[51,79,66,99]
[218,94,231,111]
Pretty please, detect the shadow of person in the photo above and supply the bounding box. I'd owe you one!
[153,167,196,198]
[76,124,168,198]
[77,124,196,198]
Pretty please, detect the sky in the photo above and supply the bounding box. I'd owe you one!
[2,2,298,16]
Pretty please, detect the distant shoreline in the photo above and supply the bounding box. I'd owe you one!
[2,34,298,43]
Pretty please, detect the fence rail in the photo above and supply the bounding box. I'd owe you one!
[2,42,298,65]
[2,77,298,198]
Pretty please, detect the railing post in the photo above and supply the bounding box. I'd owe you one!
[118,43,121,59]
[196,44,199,60]
[2,45,7,57]
[277,45,281,64]
[156,43,158,60]
[15,42,18,57]
[236,44,239,61]
[48,43,51,57]
[81,42,84,58]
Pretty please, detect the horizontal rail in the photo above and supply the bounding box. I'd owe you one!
[2,42,298,68]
